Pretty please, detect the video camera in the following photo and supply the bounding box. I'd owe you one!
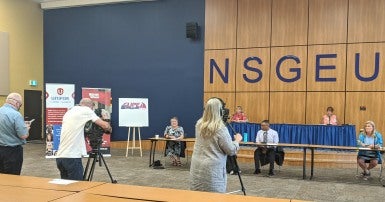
[84,108,111,149]
[215,97,230,123]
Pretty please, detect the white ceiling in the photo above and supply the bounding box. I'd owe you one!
[32,0,157,10]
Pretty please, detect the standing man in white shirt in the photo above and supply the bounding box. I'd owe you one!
[253,120,279,176]
[56,98,111,180]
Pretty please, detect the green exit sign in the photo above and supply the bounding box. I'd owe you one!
[29,80,38,86]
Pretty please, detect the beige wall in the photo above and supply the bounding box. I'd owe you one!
[0,0,43,113]
[204,0,385,134]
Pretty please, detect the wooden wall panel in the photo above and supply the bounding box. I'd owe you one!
[205,0,237,49]
[269,92,306,124]
[345,92,385,136]
[306,92,345,125]
[237,0,271,48]
[270,46,307,91]
[204,50,236,92]
[203,0,385,127]
[346,43,385,91]
[307,44,346,91]
[308,0,348,44]
[203,92,236,121]
[236,48,270,91]
[236,92,269,123]
[348,0,385,43]
[271,0,308,46]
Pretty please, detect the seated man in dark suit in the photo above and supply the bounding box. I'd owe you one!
[254,120,279,176]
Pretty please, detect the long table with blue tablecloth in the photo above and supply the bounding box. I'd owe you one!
[228,123,357,146]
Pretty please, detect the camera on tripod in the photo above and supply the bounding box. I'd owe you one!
[84,108,111,150]
[218,98,230,123]
[215,97,246,195]
[83,108,116,183]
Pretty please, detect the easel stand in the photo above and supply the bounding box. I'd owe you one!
[126,127,143,157]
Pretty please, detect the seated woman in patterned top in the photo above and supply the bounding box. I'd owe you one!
[164,117,184,166]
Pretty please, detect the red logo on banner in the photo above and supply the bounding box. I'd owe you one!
[121,102,147,109]
[57,88,64,95]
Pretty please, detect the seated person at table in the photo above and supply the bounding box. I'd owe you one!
[164,117,184,166]
[254,120,279,176]
[230,106,248,123]
[357,121,383,179]
[321,106,338,125]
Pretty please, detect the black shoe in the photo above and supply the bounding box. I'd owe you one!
[254,169,261,174]
[268,170,275,176]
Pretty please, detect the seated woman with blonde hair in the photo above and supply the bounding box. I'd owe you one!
[357,121,383,179]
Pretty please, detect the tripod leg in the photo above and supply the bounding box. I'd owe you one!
[232,156,246,196]
[87,155,98,181]
[83,155,93,180]
[99,153,117,183]
[224,123,246,195]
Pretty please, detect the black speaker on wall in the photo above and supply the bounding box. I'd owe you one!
[186,22,199,40]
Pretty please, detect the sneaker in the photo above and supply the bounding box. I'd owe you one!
[365,170,371,177]
[254,169,261,175]
[361,170,370,176]
[268,169,275,176]
[229,170,234,175]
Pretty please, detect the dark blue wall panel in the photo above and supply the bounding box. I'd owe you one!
[44,0,204,140]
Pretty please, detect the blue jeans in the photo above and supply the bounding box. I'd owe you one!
[56,158,84,180]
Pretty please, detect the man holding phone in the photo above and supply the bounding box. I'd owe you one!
[0,93,31,175]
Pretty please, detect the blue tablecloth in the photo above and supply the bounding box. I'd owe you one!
[227,123,357,147]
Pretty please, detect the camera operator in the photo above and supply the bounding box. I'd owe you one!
[56,98,111,180]
[190,98,242,193]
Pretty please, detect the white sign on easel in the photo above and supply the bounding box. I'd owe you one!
[119,98,149,157]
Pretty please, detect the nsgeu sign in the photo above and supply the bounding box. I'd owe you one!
[209,52,381,83]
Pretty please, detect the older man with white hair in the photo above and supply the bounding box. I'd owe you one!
[56,98,111,180]
[0,92,30,175]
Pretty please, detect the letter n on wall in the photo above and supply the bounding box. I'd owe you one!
[204,50,236,92]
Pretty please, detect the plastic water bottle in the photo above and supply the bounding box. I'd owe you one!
[243,133,248,142]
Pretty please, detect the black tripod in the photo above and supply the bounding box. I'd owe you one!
[83,140,117,183]
[226,122,246,196]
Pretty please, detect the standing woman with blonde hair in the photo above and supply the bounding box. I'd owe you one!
[357,121,383,179]
[190,98,242,193]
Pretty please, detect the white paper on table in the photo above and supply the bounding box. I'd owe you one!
[48,179,78,185]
